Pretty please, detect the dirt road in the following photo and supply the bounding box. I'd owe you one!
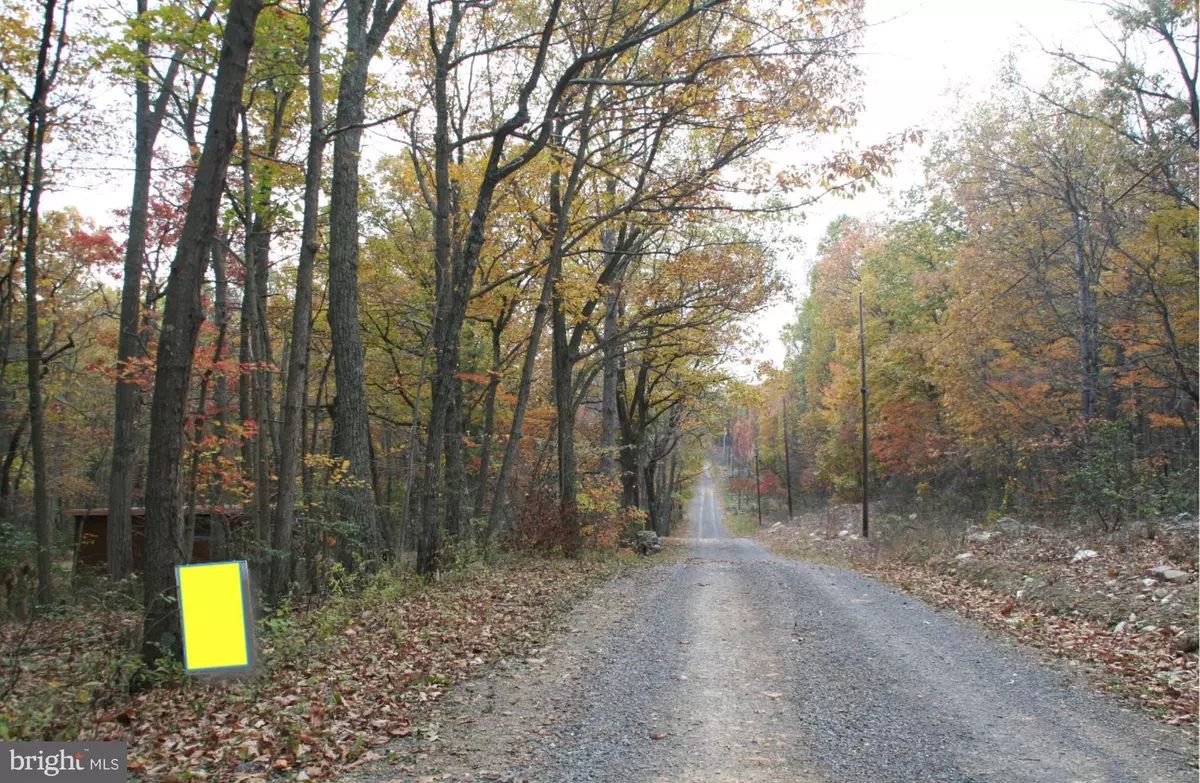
[351,470,1195,782]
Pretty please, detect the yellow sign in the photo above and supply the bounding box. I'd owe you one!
[175,561,253,672]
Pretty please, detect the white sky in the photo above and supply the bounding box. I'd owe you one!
[751,0,1115,367]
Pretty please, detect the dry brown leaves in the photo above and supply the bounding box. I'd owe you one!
[2,556,628,781]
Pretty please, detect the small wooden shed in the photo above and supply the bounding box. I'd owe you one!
[68,507,244,571]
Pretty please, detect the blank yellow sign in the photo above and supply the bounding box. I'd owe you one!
[176,561,251,671]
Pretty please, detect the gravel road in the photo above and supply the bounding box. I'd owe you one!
[348,470,1195,782]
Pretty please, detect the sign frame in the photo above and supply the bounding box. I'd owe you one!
[174,559,257,676]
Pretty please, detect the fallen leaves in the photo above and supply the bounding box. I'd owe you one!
[1,556,633,781]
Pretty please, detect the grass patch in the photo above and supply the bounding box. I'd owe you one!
[721,504,761,537]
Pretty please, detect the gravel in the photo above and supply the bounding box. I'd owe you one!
[345,474,1196,782]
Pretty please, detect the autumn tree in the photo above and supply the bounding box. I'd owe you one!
[323,0,407,563]
[141,0,263,663]
[782,60,1196,526]
[395,0,873,571]
[5,0,91,606]
[104,0,219,581]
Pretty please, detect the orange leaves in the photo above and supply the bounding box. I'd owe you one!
[872,399,949,478]
[454,371,493,387]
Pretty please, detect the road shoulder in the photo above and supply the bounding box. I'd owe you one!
[342,562,677,782]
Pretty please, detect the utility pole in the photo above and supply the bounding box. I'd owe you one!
[753,441,763,528]
[859,291,869,539]
[781,404,794,521]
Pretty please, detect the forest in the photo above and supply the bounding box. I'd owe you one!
[0,0,1195,766]
[729,7,1197,533]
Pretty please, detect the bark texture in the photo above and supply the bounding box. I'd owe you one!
[325,0,404,562]
[141,0,262,663]
[269,0,325,604]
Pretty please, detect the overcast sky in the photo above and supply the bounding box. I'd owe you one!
[750,0,1115,368]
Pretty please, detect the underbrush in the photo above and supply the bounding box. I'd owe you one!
[720,507,761,537]
[508,487,645,554]
[0,553,637,780]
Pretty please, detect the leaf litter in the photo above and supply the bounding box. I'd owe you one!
[1,557,634,781]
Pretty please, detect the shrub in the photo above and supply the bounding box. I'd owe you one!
[1066,418,1199,532]
[507,491,574,554]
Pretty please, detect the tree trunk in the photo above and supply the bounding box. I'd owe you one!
[237,236,255,518]
[0,414,29,506]
[209,238,233,508]
[253,229,272,547]
[643,458,658,533]
[141,0,262,664]
[253,216,278,456]
[269,0,325,605]
[617,395,639,510]
[486,275,551,542]
[421,0,579,575]
[182,248,218,563]
[550,281,578,548]
[546,145,578,543]
[471,319,503,521]
[306,351,332,507]
[239,93,290,556]
[443,378,468,542]
[662,453,677,535]
[237,115,269,549]
[21,92,50,605]
[416,3,465,574]
[599,281,620,480]
[368,423,385,515]
[397,329,430,558]
[107,0,196,582]
[597,173,620,480]
[616,347,647,510]
[543,113,597,552]
[19,0,65,607]
[382,426,392,540]
[326,7,384,561]
[1068,187,1098,428]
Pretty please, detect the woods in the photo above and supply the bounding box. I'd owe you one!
[0,0,881,638]
[766,2,1198,527]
